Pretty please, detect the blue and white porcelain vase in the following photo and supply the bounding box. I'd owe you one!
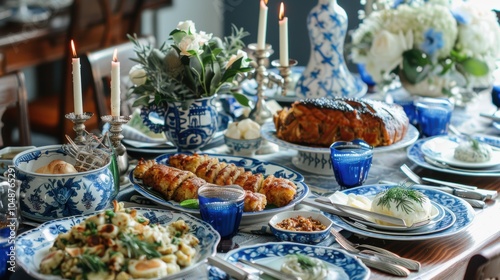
[295,0,362,99]
[141,96,218,151]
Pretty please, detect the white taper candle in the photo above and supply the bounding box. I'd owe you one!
[71,40,83,115]
[111,48,120,117]
[257,0,268,50]
[279,2,289,67]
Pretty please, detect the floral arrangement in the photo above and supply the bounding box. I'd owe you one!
[350,0,500,96]
[128,20,252,107]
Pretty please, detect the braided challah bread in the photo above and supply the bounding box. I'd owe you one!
[273,97,409,147]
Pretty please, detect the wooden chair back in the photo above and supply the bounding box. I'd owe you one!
[0,71,31,146]
[463,241,500,280]
[84,35,155,125]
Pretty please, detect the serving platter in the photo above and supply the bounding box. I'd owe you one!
[325,184,474,241]
[129,153,309,226]
[16,208,220,280]
[407,136,500,176]
[420,135,500,168]
[208,242,370,280]
[261,121,419,175]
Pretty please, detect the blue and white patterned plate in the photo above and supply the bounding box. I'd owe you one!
[342,202,456,236]
[326,184,474,241]
[407,135,500,176]
[16,208,220,280]
[208,242,370,280]
[130,153,309,226]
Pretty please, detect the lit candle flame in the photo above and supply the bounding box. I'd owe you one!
[263,0,268,5]
[113,49,118,62]
[279,2,285,20]
[71,40,77,57]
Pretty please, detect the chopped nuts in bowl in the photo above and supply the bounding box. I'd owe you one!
[269,210,333,244]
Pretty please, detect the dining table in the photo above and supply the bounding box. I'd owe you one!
[11,90,500,280]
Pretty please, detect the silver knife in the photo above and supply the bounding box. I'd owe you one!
[359,250,421,271]
[356,254,411,277]
[208,256,259,280]
[238,259,301,280]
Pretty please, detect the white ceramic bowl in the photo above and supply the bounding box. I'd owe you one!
[13,145,117,222]
[224,135,262,156]
[269,210,333,244]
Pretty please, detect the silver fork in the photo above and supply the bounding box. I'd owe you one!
[331,228,421,271]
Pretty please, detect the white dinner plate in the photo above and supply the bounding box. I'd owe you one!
[208,242,370,280]
[16,208,219,280]
[325,184,474,241]
[407,136,500,176]
[129,153,309,227]
[341,203,456,236]
[344,201,447,233]
[420,135,500,168]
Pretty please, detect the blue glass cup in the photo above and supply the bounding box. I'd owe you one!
[198,184,245,252]
[330,139,373,189]
[414,98,454,137]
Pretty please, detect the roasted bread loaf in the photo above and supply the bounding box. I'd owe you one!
[168,153,297,208]
[273,97,409,147]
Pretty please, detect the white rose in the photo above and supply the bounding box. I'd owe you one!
[177,35,203,56]
[177,20,196,34]
[197,31,213,46]
[370,30,407,71]
[226,50,249,69]
[129,64,147,86]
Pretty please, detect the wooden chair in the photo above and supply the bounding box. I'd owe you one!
[463,242,500,280]
[83,35,156,127]
[25,0,148,143]
[0,71,31,147]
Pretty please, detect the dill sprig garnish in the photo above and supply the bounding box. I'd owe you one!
[119,233,162,259]
[376,187,425,214]
[471,139,480,151]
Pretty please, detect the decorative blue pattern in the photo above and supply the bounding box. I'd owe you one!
[295,0,365,99]
[407,136,500,176]
[129,153,309,226]
[16,208,219,280]
[14,145,115,222]
[326,184,474,241]
[141,96,218,151]
[209,242,370,280]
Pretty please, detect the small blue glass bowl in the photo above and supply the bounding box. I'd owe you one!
[269,210,332,244]
[330,139,373,189]
[224,135,262,156]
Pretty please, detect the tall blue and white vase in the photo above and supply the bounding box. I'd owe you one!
[295,0,363,99]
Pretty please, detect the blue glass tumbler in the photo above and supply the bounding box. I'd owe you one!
[414,98,454,137]
[330,139,373,189]
[198,184,245,252]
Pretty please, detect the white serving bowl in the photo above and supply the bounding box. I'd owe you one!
[13,145,117,222]
[224,135,262,156]
[269,210,333,244]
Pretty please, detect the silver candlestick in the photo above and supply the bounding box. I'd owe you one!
[271,59,299,96]
[247,43,274,125]
[101,115,131,185]
[65,112,94,145]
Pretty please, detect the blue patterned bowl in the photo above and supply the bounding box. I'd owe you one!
[224,135,262,156]
[13,145,115,222]
[269,210,332,244]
